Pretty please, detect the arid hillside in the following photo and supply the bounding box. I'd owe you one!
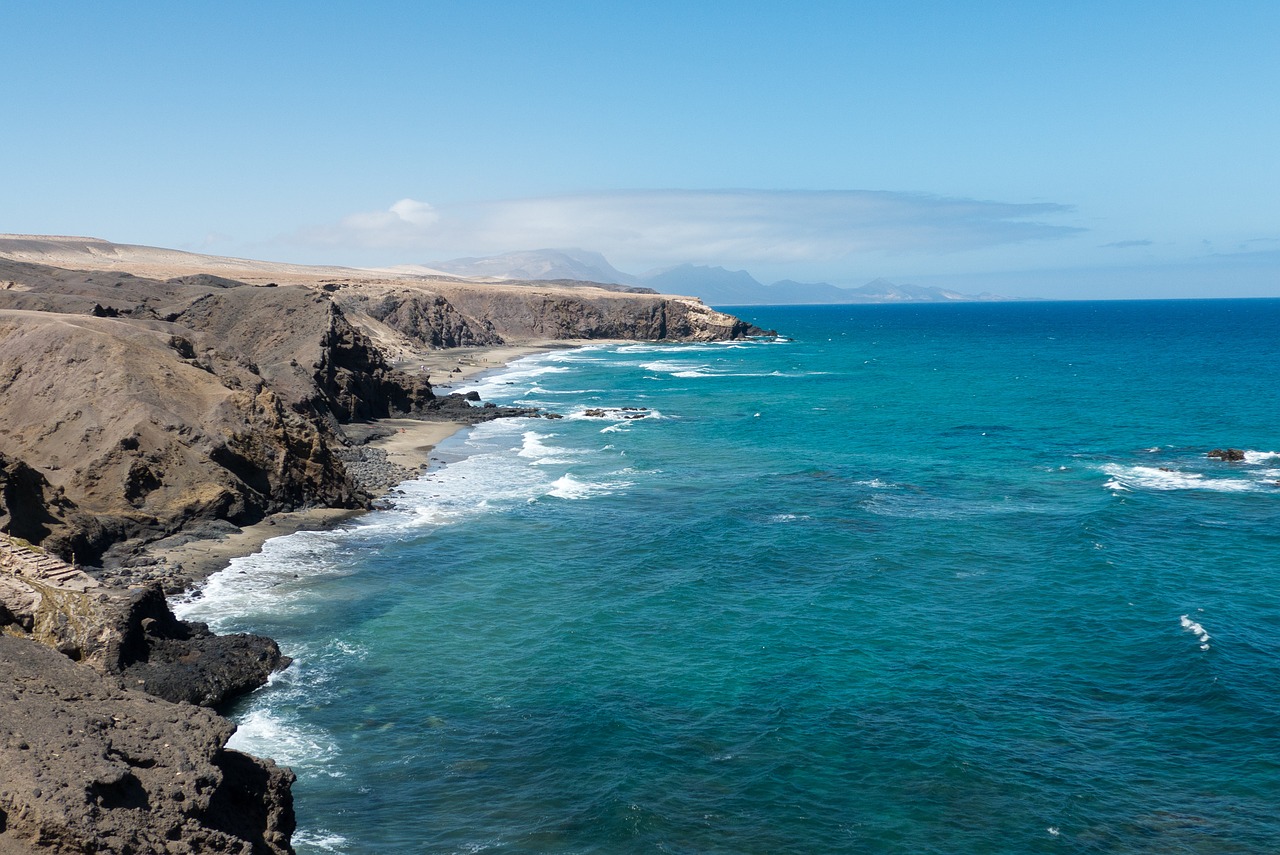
[0,236,764,568]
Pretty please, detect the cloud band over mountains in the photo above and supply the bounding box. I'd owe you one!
[295,189,1081,267]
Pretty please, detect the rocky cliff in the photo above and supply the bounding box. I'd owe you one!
[0,240,763,569]
[0,635,294,855]
[0,235,768,854]
[1,538,293,854]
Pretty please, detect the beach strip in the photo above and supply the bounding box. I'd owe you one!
[153,341,602,585]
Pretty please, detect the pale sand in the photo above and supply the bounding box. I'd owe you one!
[155,341,607,585]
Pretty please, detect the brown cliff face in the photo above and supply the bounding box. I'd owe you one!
[332,280,765,349]
[0,262,442,566]
[2,538,293,854]
[0,235,771,855]
[0,636,295,855]
[0,239,764,566]
[0,309,363,566]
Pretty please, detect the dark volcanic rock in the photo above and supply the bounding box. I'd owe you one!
[1207,448,1246,461]
[110,585,291,708]
[0,568,288,709]
[0,636,295,855]
[422,393,541,423]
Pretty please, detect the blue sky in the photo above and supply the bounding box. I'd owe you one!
[4,1,1278,299]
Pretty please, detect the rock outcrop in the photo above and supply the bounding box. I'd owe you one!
[0,636,294,855]
[0,234,770,855]
[0,538,287,708]
[0,241,763,568]
[0,537,293,854]
[333,280,765,349]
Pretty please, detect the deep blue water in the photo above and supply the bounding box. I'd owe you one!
[178,299,1280,854]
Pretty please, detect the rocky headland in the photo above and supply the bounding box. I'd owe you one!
[0,235,767,853]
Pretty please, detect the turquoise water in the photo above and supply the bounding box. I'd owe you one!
[178,300,1280,854]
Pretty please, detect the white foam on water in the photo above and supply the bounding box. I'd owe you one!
[638,359,816,380]
[227,705,342,772]
[384,421,585,519]
[453,359,572,399]
[564,407,664,422]
[1180,614,1211,650]
[177,419,597,630]
[526,385,598,395]
[616,343,734,354]
[544,473,633,500]
[1243,450,1280,464]
[639,359,708,375]
[292,830,351,853]
[171,529,356,631]
[1100,464,1261,493]
[516,430,579,465]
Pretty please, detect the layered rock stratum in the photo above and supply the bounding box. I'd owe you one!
[0,234,766,853]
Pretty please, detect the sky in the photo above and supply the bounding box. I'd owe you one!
[4,1,1279,299]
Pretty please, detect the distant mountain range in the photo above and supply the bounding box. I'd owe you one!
[428,249,1016,305]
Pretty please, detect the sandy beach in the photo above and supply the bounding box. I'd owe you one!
[152,341,604,587]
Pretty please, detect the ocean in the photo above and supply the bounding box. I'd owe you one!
[175,299,1280,854]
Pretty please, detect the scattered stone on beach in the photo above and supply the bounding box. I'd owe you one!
[336,445,415,495]
[1208,448,1246,461]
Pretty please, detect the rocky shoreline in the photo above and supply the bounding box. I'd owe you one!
[0,235,769,854]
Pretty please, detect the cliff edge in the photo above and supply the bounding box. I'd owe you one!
[0,236,765,572]
[0,235,769,854]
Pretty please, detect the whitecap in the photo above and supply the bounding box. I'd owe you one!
[1243,450,1280,464]
[545,474,632,500]
[526,385,598,395]
[1100,464,1260,493]
[1180,614,1211,650]
[639,359,709,375]
[516,430,578,465]
[292,830,351,853]
[227,705,341,772]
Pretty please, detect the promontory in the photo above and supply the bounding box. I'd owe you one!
[0,234,767,854]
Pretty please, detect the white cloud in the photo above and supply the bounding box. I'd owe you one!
[290,189,1081,269]
[388,198,438,227]
[301,198,441,248]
